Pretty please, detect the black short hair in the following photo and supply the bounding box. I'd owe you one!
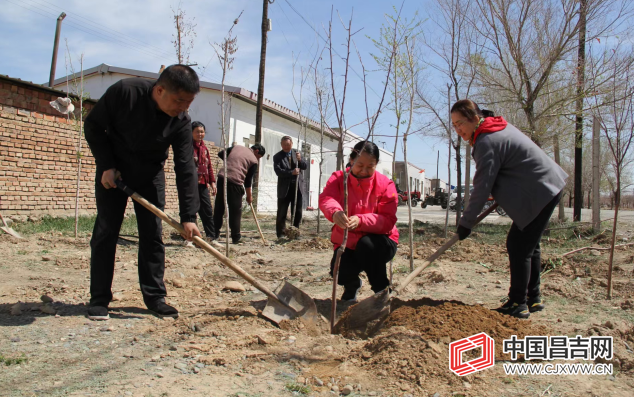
[350,140,380,162]
[192,121,206,131]
[281,136,292,143]
[157,64,200,94]
[251,143,266,156]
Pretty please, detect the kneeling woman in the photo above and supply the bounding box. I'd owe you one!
[319,141,399,302]
[452,99,567,318]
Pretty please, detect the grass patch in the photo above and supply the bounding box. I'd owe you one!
[284,383,310,394]
[0,354,27,365]
[13,215,139,237]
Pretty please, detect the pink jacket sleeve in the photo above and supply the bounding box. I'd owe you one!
[356,178,398,234]
[319,171,344,222]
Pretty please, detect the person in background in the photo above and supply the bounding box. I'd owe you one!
[191,121,217,241]
[213,144,266,244]
[273,136,307,238]
[319,141,399,302]
[452,99,567,319]
[84,64,201,320]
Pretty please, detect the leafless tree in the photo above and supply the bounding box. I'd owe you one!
[587,45,634,298]
[213,12,243,256]
[172,2,197,64]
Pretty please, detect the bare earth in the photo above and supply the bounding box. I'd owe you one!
[1,215,633,397]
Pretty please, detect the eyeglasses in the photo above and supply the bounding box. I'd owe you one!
[452,119,467,130]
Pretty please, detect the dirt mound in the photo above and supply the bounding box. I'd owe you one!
[408,239,507,264]
[287,237,332,250]
[350,299,548,394]
[284,226,301,240]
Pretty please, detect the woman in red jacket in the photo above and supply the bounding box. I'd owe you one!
[319,141,399,302]
[192,121,217,240]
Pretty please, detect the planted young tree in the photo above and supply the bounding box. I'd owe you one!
[313,64,333,235]
[322,7,398,333]
[213,12,242,256]
[588,46,634,298]
[172,2,197,64]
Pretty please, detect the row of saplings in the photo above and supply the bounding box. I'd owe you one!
[396,187,507,216]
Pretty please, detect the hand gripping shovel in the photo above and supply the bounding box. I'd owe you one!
[115,179,318,325]
[334,203,498,336]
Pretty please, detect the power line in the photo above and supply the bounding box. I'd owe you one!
[280,0,381,99]
[4,0,177,64]
[26,0,176,59]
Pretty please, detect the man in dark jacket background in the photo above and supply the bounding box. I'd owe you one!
[273,136,307,238]
[84,64,201,321]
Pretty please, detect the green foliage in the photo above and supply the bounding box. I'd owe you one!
[284,383,311,395]
[0,354,27,366]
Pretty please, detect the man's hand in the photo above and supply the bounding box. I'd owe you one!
[101,168,118,189]
[181,222,202,241]
[457,225,471,240]
[245,189,253,204]
[296,152,301,161]
[292,168,300,176]
[210,182,217,196]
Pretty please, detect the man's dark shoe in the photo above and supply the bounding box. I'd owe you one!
[341,279,363,303]
[527,296,545,313]
[147,301,179,318]
[231,237,242,244]
[495,299,530,319]
[87,305,110,321]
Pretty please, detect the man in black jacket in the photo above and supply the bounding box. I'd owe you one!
[273,136,307,238]
[84,64,201,320]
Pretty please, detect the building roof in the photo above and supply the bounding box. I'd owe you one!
[50,63,339,139]
[395,160,425,172]
[1,74,97,104]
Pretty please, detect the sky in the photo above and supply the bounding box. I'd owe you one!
[0,0,472,185]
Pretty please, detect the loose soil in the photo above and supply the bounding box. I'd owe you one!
[1,216,634,396]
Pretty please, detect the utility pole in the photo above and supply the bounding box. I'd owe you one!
[48,12,66,87]
[253,0,273,210]
[573,0,587,222]
[436,150,439,180]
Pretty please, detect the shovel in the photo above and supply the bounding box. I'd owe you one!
[249,203,267,245]
[0,212,22,239]
[115,179,318,325]
[334,203,499,335]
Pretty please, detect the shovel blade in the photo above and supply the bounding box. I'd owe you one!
[262,281,318,325]
[333,289,392,337]
[1,226,22,239]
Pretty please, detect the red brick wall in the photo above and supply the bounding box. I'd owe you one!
[0,78,220,218]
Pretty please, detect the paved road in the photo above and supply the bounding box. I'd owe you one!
[396,205,634,227]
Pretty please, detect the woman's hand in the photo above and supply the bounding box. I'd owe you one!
[333,211,349,229]
[348,215,360,230]
[210,182,217,196]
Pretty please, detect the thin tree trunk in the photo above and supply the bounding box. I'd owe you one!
[455,139,462,226]
[554,134,566,221]
[607,178,619,299]
[403,134,414,271]
[444,85,451,238]
[221,45,230,256]
[317,114,324,235]
[74,56,83,238]
[253,0,270,211]
[464,148,471,208]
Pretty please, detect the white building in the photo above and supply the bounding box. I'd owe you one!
[394,161,426,194]
[52,64,393,213]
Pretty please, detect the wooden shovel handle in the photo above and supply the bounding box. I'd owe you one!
[396,203,499,294]
[250,203,267,245]
[115,180,291,311]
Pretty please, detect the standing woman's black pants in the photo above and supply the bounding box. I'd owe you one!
[197,184,215,238]
[506,191,562,304]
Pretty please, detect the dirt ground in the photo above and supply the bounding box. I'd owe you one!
[1,215,634,397]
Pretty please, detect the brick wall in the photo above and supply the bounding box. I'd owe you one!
[0,76,221,218]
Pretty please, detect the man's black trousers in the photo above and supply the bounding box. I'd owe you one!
[329,234,397,293]
[213,176,244,242]
[90,172,167,307]
[506,191,562,304]
[197,184,215,238]
[276,184,302,237]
